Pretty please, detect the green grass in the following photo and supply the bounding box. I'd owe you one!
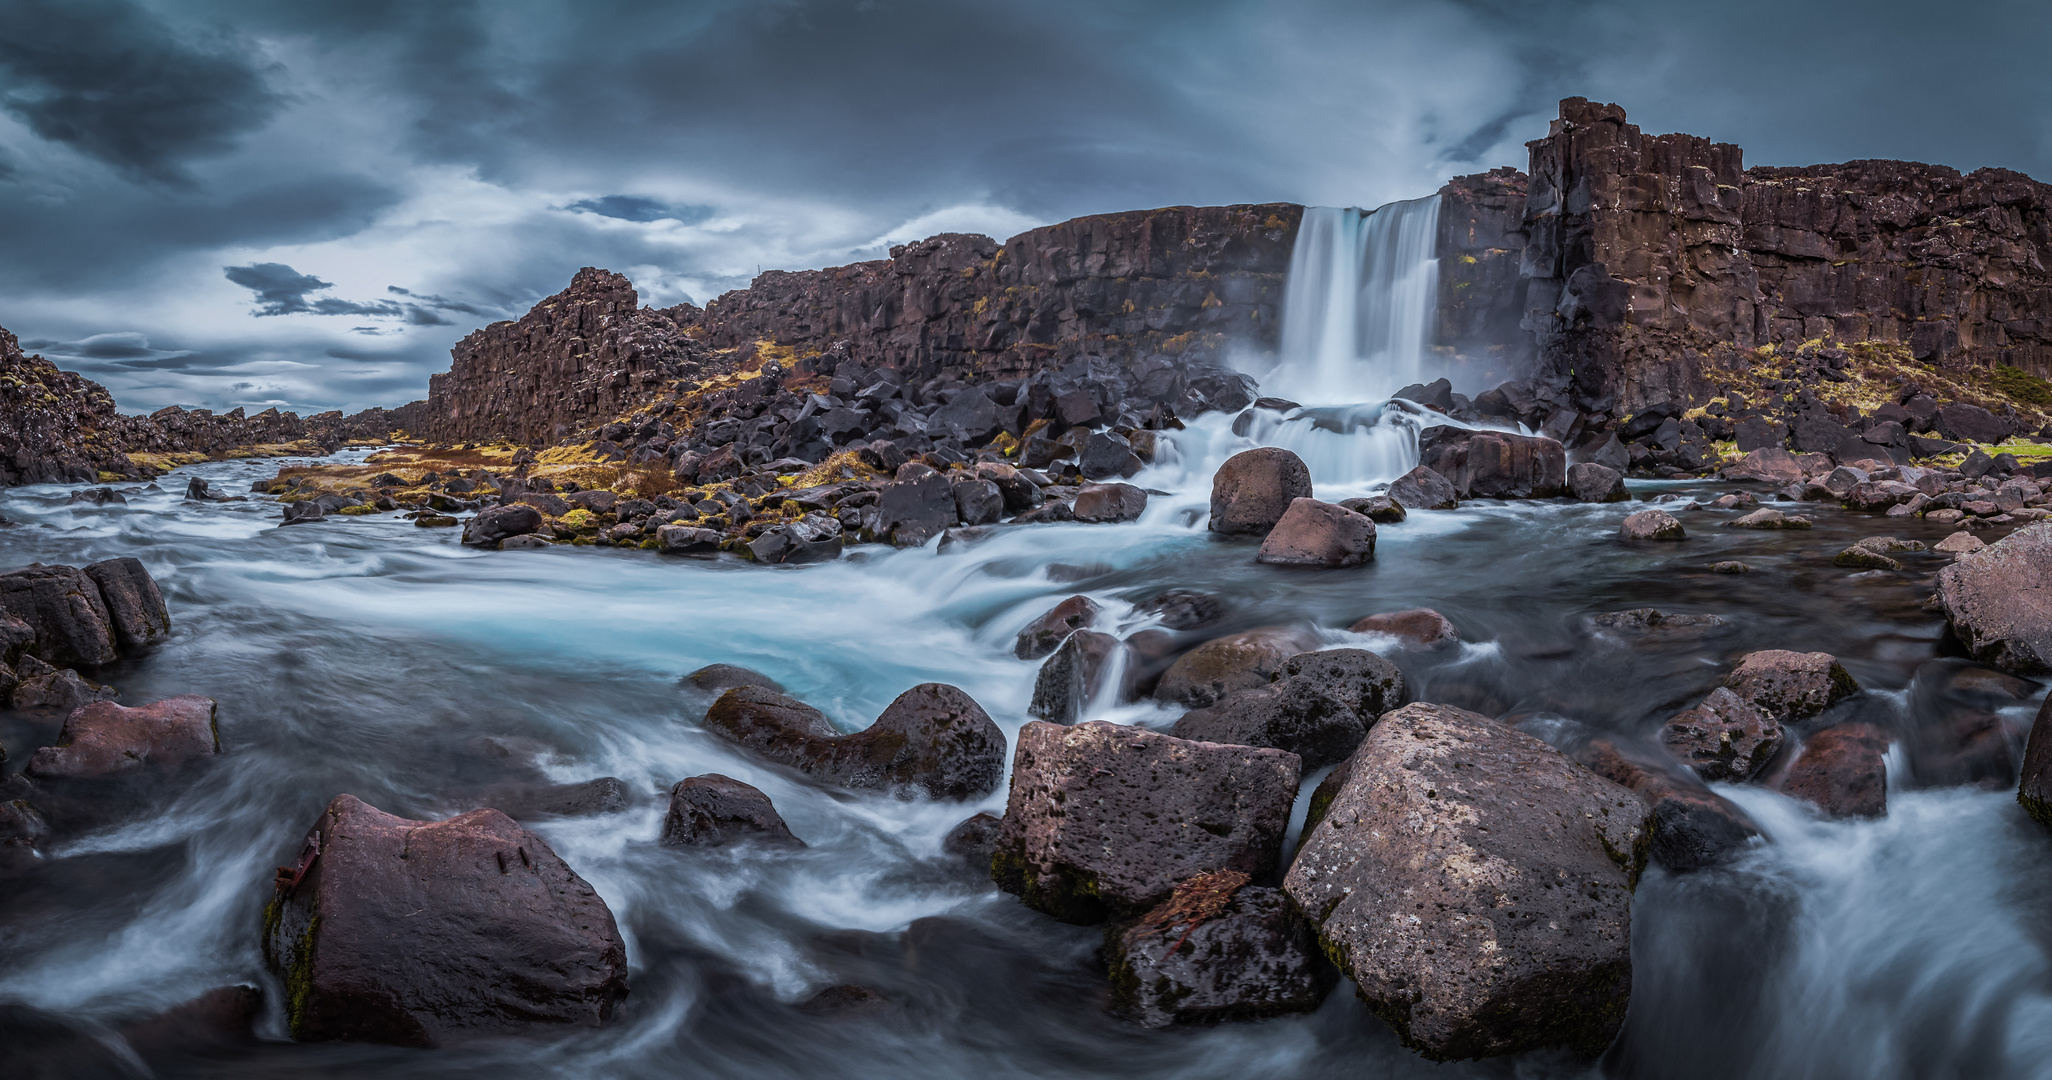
[1993,364,2052,407]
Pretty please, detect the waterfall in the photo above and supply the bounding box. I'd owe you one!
[1266,197,1442,405]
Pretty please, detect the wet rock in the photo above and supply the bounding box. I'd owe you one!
[1170,680,1360,769]
[1725,507,1813,529]
[462,504,543,547]
[1208,447,1313,535]
[1071,483,1148,523]
[942,811,1002,871]
[473,777,631,821]
[1576,738,1763,872]
[993,720,1299,924]
[1015,595,1103,660]
[2017,696,2052,829]
[873,472,959,547]
[1936,522,2052,673]
[1254,498,1375,568]
[1660,688,1783,782]
[1078,431,1144,480]
[747,517,844,564]
[1106,880,1334,1028]
[1723,448,1804,484]
[1348,607,1460,648]
[1284,703,1649,1061]
[1710,561,1751,574]
[1275,648,1407,719]
[9,655,117,712]
[1567,462,1629,503]
[1722,650,1860,722]
[0,790,50,864]
[1137,589,1227,630]
[1620,508,1684,540]
[661,774,803,847]
[83,557,169,651]
[1386,465,1458,511]
[952,478,1004,526]
[1027,630,1128,724]
[686,663,783,694]
[1416,427,1568,499]
[1590,609,1725,637]
[656,524,724,555]
[1832,546,1901,570]
[1777,724,1889,819]
[703,683,1007,799]
[69,486,126,506]
[262,794,629,1045]
[26,696,219,781]
[1153,625,1322,707]
[121,985,263,1059]
[499,534,550,551]
[415,513,459,528]
[0,564,120,668]
[1337,495,1406,523]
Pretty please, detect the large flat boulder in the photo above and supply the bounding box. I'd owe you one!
[1169,648,1403,768]
[1208,447,1312,535]
[1937,522,2052,673]
[26,696,219,781]
[0,564,119,668]
[1722,650,1859,722]
[1284,703,1650,1061]
[1254,498,1375,567]
[703,683,1006,799]
[993,721,1299,924]
[1417,427,1568,499]
[262,794,628,1045]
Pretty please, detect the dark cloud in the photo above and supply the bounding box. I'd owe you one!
[0,0,281,183]
[223,262,404,317]
[566,195,714,224]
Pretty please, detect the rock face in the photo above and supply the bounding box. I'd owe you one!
[1153,625,1323,707]
[1254,498,1376,567]
[993,721,1299,924]
[1106,880,1334,1028]
[702,683,1006,799]
[26,696,219,781]
[661,775,802,847]
[1660,687,1784,782]
[1777,724,1890,819]
[1285,703,1650,1062]
[1722,650,1860,722]
[1209,448,1313,535]
[263,794,628,1045]
[1416,428,1568,499]
[1937,522,2052,673]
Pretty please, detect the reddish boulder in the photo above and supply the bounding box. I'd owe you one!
[703,683,1007,799]
[1722,650,1859,722]
[1936,522,2052,673]
[1072,482,1148,523]
[1152,625,1322,707]
[661,774,802,847]
[83,557,170,651]
[1014,595,1102,660]
[26,696,219,780]
[1208,447,1312,535]
[1254,498,1376,567]
[1417,427,1568,499]
[1386,464,1458,510]
[1777,724,1889,818]
[262,794,628,1045]
[1660,687,1784,782]
[1348,607,1460,648]
[993,721,1299,924]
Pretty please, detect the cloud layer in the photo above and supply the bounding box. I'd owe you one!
[0,0,2045,415]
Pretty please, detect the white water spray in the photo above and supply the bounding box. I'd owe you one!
[1266,197,1442,405]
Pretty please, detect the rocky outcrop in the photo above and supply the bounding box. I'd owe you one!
[702,683,1006,799]
[1416,427,1568,499]
[1286,703,1650,1061]
[262,794,628,1045]
[993,721,1299,924]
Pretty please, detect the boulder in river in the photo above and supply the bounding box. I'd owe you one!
[1152,625,1323,707]
[1105,876,1334,1028]
[1170,648,1403,769]
[1387,465,1458,510]
[1936,522,2052,673]
[1776,723,1889,819]
[1337,495,1406,523]
[1014,595,1102,660]
[1567,462,1629,503]
[993,720,1299,924]
[1071,483,1148,523]
[661,774,803,847]
[873,472,959,547]
[1027,629,1128,724]
[462,504,543,547]
[262,794,628,1045]
[1284,703,1649,1061]
[1208,447,1312,535]
[1575,737,1762,871]
[9,655,117,712]
[1348,607,1461,649]
[703,683,1007,799]
[685,663,783,694]
[1254,498,1375,567]
[1417,427,1568,499]
[0,564,120,668]
[942,811,1003,872]
[83,557,170,651]
[1619,508,1684,540]
[26,696,219,781]
[1660,687,1783,782]
[2016,696,2052,829]
[1722,649,1859,723]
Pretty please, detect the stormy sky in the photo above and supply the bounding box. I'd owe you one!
[1,0,2046,416]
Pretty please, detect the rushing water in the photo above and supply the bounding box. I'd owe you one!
[1265,198,1443,406]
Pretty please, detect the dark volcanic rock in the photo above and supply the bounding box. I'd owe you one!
[993,720,1299,924]
[1078,431,1144,480]
[1106,881,1334,1028]
[703,683,1006,799]
[1937,522,2052,673]
[942,811,1003,871]
[1575,738,1763,872]
[1417,427,1568,499]
[2017,696,2052,829]
[1660,687,1783,782]
[462,504,543,547]
[1153,625,1323,707]
[26,696,219,781]
[1208,447,1313,535]
[873,473,959,547]
[1275,648,1407,720]
[1777,724,1890,819]
[0,563,119,668]
[685,663,783,694]
[83,557,170,651]
[1722,650,1859,722]
[1071,482,1148,523]
[1567,462,1629,502]
[262,794,629,1045]
[1027,629,1128,724]
[1254,498,1375,568]
[661,774,803,847]
[1170,648,1404,769]
[1285,703,1650,1061]
[1014,595,1103,660]
[1338,495,1406,523]
[9,655,117,712]
[1386,465,1458,510]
